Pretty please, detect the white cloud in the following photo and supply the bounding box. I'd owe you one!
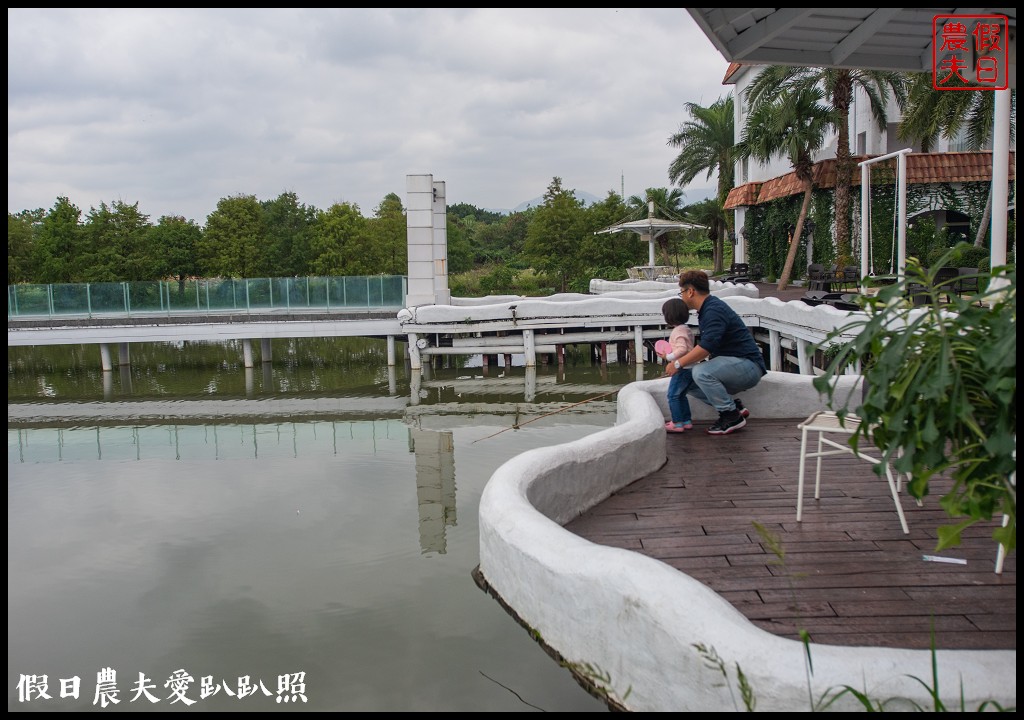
[8,8,731,222]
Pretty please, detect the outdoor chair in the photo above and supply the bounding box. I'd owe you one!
[796,410,910,534]
[800,290,829,306]
[908,266,960,305]
[932,266,961,303]
[827,293,862,311]
[839,265,860,291]
[723,262,749,282]
[806,264,828,291]
[956,266,980,296]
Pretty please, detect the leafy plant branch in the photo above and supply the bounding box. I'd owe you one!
[813,247,1015,552]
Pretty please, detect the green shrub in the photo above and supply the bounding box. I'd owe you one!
[479,265,518,296]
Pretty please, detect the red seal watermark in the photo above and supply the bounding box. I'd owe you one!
[932,14,1008,90]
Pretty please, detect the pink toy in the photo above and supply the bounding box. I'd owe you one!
[654,339,672,357]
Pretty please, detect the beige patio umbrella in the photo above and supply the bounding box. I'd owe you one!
[595,201,708,273]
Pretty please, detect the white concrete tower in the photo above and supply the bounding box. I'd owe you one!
[431,180,450,305]
[405,173,450,307]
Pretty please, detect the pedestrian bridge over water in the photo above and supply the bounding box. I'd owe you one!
[8,275,870,376]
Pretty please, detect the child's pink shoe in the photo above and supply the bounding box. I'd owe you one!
[665,422,693,433]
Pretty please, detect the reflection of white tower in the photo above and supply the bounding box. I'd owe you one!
[410,428,456,555]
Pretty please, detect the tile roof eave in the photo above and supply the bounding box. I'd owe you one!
[739,151,1015,206]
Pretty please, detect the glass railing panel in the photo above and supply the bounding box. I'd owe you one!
[243,278,273,311]
[8,284,51,317]
[9,275,408,319]
[124,281,163,313]
[68,283,113,315]
[166,280,204,313]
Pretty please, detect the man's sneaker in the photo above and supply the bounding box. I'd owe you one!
[708,410,746,435]
[734,398,750,418]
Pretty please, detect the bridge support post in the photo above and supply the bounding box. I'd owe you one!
[409,368,421,406]
[118,343,130,367]
[242,339,254,369]
[407,333,422,370]
[769,329,782,372]
[99,344,113,372]
[796,338,812,375]
[260,338,272,364]
[387,336,397,366]
[523,329,536,367]
[634,326,644,365]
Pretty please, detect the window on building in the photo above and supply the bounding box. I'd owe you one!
[886,122,920,153]
[950,125,993,152]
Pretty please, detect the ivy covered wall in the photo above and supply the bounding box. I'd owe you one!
[743,190,832,282]
[741,171,1014,280]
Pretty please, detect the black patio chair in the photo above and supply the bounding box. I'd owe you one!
[839,265,860,291]
[932,266,961,303]
[800,290,829,306]
[723,262,750,283]
[806,264,828,292]
[956,266,980,297]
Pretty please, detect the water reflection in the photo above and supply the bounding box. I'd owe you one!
[8,338,664,711]
[411,429,457,555]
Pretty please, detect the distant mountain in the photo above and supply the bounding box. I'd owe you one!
[506,190,603,214]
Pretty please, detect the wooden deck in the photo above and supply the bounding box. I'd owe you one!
[565,418,1015,651]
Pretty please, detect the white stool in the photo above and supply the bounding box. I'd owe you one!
[797,410,910,534]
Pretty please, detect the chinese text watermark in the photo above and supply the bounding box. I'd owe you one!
[16,669,307,707]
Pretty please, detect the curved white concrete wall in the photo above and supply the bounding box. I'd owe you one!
[477,373,1015,712]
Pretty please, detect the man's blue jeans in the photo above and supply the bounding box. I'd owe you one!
[685,356,764,415]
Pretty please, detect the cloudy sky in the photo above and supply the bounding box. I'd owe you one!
[8,8,732,223]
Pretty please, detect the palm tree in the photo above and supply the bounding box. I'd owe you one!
[625,187,686,265]
[738,86,831,290]
[667,95,735,273]
[898,72,1016,247]
[744,66,907,266]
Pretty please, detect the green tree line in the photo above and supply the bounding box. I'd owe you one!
[8,182,719,296]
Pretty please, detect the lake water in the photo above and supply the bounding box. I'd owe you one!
[8,337,662,712]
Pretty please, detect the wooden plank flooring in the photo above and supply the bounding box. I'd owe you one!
[565,418,1015,650]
